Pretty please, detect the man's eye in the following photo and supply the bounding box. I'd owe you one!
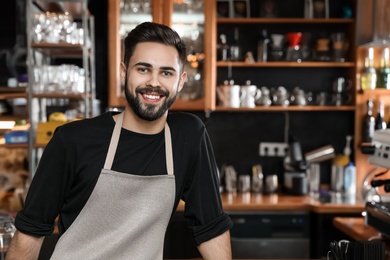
[138,68,149,73]
[162,71,173,76]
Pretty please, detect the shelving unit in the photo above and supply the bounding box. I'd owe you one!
[215,3,357,111]
[26,0,95,176]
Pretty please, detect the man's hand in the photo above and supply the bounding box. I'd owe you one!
[197,230,232,260]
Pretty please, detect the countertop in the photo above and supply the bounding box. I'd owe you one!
[333,217,390,260]
[333,217,383,241]
[1,191,365,215]
[177,192,365,214]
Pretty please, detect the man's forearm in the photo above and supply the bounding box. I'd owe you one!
[197,230,232,260]
[6,230,45,260]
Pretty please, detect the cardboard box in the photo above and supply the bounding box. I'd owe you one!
[36,122,66,145]
[4,130,28,144]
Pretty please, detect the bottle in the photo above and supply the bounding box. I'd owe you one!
[217,34,229,61]
[360,47,377,90]
[343,162,356,195]
[229,27,241,61]
[377,48,390,89]
[257,29,270,62]
[375,100,387,130]
[362,99,375,143]
[304,0,313,18]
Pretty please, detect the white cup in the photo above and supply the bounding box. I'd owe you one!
[217,84,242,108]
[240,84,260,108]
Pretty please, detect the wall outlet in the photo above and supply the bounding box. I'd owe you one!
[259,142,288,157]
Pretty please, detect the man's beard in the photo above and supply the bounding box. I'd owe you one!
[124,79,178,121]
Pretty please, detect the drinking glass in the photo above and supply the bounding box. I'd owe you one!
[331,33,348,62]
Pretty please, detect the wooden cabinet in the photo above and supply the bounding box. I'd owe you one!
[107,0,215,111]
[354,46,390,192]
[353,0,390,193]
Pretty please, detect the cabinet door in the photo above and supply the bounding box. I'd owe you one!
[108,0,214,111]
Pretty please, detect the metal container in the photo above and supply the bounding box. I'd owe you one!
[251,165,263,193]
[265,174,278,194]
[224,165,237,193]
[307,163,321,194]
[238,175,251,193]
[331,164,344,193]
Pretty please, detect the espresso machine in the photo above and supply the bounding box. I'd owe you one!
[364,129,390,238]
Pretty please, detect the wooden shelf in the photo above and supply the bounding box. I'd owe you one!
[217,18,355,24]
[0,115,28,121]
[0,143,28,149]
[0,92,91,100]
[0,92,27,100]
[215,105,356,112]
[217,61,356,68]
[30,42,89,58]
[357,89,390,96]
[33,93,89,99]
[0,87,27,100]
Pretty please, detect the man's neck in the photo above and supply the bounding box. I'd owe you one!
[117,107,167,135]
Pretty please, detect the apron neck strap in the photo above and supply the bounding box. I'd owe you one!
[104,112,174,176]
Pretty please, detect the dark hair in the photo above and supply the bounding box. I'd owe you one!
[123,22,187,71]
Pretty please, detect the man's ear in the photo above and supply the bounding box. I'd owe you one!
[178,71,187,92]
[120,62,126,86]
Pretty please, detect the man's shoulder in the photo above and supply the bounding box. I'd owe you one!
[167,112,205,131]
[57,112,114,135]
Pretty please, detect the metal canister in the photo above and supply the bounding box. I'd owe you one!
[252,165,264,193]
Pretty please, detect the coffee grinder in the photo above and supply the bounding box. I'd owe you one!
[283,136,307,195]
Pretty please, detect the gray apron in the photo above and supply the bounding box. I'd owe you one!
[50,112,176,260]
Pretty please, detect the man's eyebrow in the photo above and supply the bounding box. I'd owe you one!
[134,62,152,68]
[134,62,177,72]
[160,66,177,72]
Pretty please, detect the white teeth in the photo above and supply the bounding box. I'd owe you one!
[143,94,160,100]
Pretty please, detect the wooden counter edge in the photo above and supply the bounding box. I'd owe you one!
[333,217,390,260]
[176,194,365,213]
[332,217,382,241]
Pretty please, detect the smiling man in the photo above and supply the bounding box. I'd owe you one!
[6,22,232,260]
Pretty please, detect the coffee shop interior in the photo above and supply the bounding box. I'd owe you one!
[1,0,390,259]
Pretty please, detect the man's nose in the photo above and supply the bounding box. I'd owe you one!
[146,72,160,87]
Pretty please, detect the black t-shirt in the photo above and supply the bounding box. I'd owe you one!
[15,111,232,245]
